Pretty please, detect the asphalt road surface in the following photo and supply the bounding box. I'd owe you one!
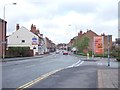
[2,53,118,89]
[30,57,118,88]
[2,53,80,88]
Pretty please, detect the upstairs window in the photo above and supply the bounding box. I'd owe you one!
[22,40,25,43]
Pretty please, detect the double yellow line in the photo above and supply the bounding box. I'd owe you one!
[16,68,63,90]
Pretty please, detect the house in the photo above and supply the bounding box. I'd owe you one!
[30,24,45,55]
[57,43,67,50]
[0,18,7,58]
[44,37,56,53]
[7,24,42,55]
[68,30,112,54]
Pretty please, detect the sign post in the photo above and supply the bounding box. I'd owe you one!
[107,35,110,66]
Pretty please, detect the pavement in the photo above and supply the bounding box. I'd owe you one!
[98,69,119,89]
[83,57,119,89]
[0,54,51,62]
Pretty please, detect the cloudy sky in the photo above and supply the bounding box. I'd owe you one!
[0,0,119,44]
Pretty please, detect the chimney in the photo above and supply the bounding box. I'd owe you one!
[31,24,34,30]
[78,30,82,36]
[33,25,36,30]
[40,34,43,37]
[30,24,37,34]
[16,24,20,31]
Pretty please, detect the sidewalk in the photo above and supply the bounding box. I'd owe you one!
[0,54,50,62]
[98,69,119,89]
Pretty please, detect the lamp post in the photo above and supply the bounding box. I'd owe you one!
[3,3,17,20]
[68,24,78,54]
[107,35,111,66]
[2,3,17,60]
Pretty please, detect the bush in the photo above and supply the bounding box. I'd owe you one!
[111,45,120,62]
[6,47,33,57]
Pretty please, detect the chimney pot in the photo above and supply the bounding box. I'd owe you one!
[16,24,20,30]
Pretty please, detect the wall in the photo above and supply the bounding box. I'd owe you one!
[0,19,7,57]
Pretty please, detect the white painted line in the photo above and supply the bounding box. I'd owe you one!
[97,63,103,65]
[75,61,84,67]
[66,60,84,68]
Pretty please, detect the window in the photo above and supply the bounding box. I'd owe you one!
[22,40,25,43]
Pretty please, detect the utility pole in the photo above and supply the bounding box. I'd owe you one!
[107,35,110,66]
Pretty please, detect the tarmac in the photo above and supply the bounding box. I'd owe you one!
[0,54,50,62]
[1,54,120,89]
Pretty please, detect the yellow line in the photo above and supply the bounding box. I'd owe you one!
[16,68,63,90]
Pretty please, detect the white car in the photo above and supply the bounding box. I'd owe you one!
[56,50,60,54]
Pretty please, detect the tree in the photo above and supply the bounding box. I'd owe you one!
[73,37,90,53]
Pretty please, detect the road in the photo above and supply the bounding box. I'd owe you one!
[2,53,119,89]
[31,57,118,88]
[2,53,80,88]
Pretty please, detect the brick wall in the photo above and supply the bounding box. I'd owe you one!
[0,19,7,58]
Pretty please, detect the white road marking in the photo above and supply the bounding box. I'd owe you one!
[97,63,103,65]
[75,61,84,67]
[66,60,84,68]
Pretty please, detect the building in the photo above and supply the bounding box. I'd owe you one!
[44,37,56,53]
[30,24,45,54]
[7,24,42,55]
[57,43,68,50]
[68,30,112,54]
[0,18,7,58]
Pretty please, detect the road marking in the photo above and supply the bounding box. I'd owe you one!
[97,63,103,65]
[66,60,84,68]
[75,61,84,67]
[16,68,63,90]
[16,60,84,89]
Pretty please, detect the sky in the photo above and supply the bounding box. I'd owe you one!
[0,0,119,44]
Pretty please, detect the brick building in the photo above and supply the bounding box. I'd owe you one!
[44,37,56,52]
[0,18,7,58]
[68,30,112,54]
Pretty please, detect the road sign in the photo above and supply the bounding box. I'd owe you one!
[94,36,104,54]
[32,37,37,45]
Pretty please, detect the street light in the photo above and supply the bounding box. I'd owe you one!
[3,3,17,20]
[68,24,78,53]
[2,3,17,60]
[107,35,111,66]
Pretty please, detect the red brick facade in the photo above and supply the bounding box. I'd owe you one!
[0,19,7,58]
[68,30,112,53]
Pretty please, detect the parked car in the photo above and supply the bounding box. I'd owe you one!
[63,50,68,55]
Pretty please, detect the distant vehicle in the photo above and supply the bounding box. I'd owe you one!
[56,50,60,54]
[63,50,68,55]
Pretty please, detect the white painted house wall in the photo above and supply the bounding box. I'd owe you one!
[7,26,39,55]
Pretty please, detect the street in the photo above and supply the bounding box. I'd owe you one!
[2,53,80,88]
[2,53,119,89]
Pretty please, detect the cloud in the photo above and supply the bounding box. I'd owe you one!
[0,0,119,44]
